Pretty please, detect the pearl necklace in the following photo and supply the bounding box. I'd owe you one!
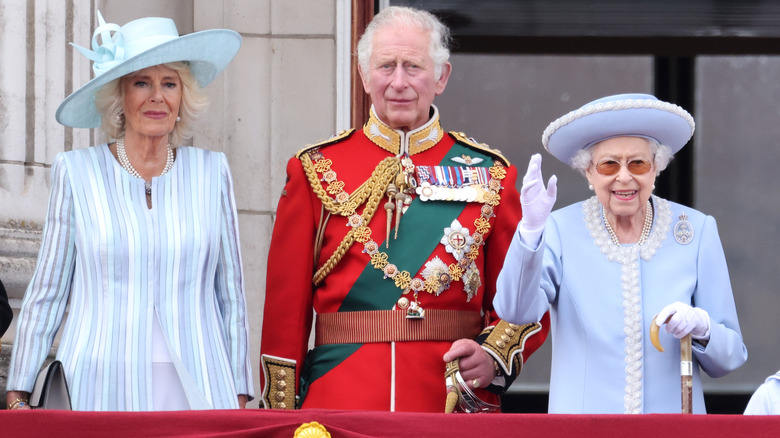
[602,200,653,246]
[116,137,174,196]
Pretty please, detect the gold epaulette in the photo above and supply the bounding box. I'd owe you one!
[261,354,297,409]
[448,131,510,167]
[295,129,356,158]
[479,320,543,378]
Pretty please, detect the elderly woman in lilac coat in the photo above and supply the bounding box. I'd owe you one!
[494,94,747,414]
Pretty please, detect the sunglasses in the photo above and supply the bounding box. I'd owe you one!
[593,159,652,176]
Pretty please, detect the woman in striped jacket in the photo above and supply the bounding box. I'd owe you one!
[6,13,253,411]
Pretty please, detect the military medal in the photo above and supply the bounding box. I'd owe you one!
[405,300,425,319]
[421,257,452,296]
[441,219,474,261]
[404,277,427,319]
[462,266,482,302]
[417,182,436,201]
[415,165,489,203]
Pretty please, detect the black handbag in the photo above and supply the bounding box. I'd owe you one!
[29,360,72,410]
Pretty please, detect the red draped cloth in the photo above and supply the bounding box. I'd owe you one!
[3,409,779,437]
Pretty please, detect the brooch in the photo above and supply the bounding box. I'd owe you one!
[674,212,693,245]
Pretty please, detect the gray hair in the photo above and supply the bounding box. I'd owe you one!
[356,6,451,80]
[94,62,210,147]
[570,137,674,177]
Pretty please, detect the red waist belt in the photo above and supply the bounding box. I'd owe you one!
[314,309,482,346]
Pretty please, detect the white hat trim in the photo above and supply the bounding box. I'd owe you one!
[542,98,695,151]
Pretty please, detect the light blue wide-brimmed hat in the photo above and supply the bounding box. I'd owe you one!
[55,11,241,128]
[541,93,695,165]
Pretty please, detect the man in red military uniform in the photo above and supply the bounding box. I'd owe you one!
[260,5,548,412]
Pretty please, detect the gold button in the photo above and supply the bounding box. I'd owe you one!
[501,334,510,342]
[505,328,515,336]
[397,297,410,309]
[275,369,287,379]
[278,402,287,409]
[275,391,286,402]
[276,381,287,390]
[508,324,519,330]
[496,340,506,348]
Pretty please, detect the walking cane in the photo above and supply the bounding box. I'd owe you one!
[650,317,693,414]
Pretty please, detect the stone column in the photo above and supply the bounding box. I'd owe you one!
[194,0,343,407]
[0,0,94,400]
[0,0,92,314]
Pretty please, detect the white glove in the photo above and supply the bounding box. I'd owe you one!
[654,301,711,341]
[519,154,557,246]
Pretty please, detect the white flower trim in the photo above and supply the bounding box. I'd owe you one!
[583,195,672,414]
[542,99,695,149]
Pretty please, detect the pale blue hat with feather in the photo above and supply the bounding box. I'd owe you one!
[56,11,241,128]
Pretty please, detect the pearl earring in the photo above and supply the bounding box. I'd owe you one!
[176,116,181,122]
[588,184,594,190]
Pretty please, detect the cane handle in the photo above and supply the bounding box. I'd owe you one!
[649,314,672,352]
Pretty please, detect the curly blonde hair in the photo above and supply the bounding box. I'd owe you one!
[94,62,209,146]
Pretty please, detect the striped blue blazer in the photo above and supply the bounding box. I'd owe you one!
[7,145,254,410]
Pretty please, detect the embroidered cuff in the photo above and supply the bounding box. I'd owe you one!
[261,354,297,409]
[477,320,543,391]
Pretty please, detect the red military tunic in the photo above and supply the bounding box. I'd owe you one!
[261,106,548,412]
